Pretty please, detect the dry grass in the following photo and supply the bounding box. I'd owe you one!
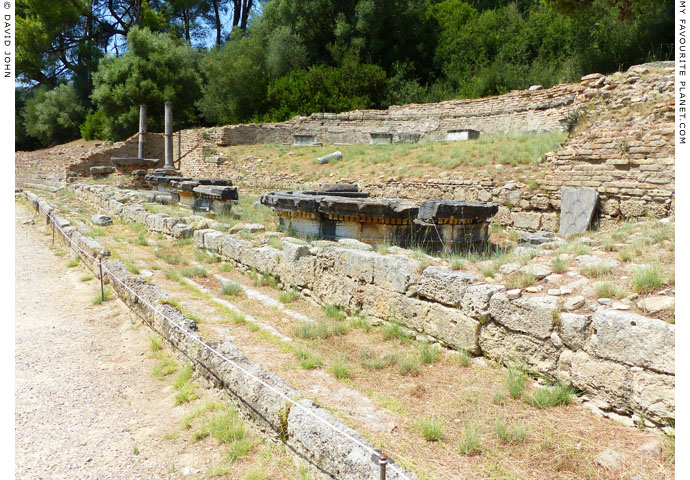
[35,190,675,480]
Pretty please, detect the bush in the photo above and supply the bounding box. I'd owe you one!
[265,63,388,122]
[80,109,108,140]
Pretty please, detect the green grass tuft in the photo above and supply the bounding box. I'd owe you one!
[329,359,352,380]
[632,265,665,293]
[524,383,575,408]
[505,365,528,399]
[416,417,444,442]
[419,343,442,364]
[458,425,482,455]
[221,281,243,296]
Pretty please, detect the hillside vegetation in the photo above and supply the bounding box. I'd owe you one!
[17,0,673,150]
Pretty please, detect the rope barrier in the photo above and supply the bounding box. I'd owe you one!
[30,195,414,480]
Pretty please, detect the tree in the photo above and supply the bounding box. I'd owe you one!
[197,32,268,124]
[22,83,86,146]
[91,27,203,139]
[16,0,169,93]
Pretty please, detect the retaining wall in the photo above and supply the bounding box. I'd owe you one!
[21,189,415,480]
[68,184,675,427]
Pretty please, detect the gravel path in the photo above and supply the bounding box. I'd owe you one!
[14,206,229,480]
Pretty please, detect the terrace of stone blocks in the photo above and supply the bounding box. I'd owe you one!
[15,62,675,480]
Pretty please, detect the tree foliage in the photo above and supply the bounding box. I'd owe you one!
[22,83,86,146]
[16,0,674,150]
[91,27,203,140]
[265,63,388,121]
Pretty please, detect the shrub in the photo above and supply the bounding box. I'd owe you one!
[294,348,323,370]
[419,343,442,364]
[595,282,626,299]
[23,83,85,146]
[397,354,420,376]
[181,266,207,277]
[495,418,527,443]
[551,256,568,273]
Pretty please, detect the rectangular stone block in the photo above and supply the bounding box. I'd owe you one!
[590,309,674,374]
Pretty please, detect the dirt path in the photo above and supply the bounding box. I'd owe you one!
[14,206,259,480]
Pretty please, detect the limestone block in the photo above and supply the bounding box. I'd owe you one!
[329,248,377,284]
[619,199,647,218]
[197,340,300,430]
[277,256,315,288]
[630,369,675,421]
[281,240,312,263]
[489,294,558,339]
[570,351,631,412]
[559,313,590,350]
[512,212,541,230]
[590,309,674,374]
[91,214,112,226]
[559,187,599,236]
[193,228,217,250]
[541,212,559,232]
[240,246,282,275]
[478,323,560,374]
[287,399,417,480]
[361,285,429,330]
[204,230,226,252]
[416,267,478,306]
[372,254,420,293]
[461,284,505,318]
[171,223,193,238]
[425,303,480,353]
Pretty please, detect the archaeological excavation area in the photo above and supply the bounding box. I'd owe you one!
[15,63,675,480]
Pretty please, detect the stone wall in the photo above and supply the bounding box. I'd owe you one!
[542,65,675,219]
[21,188,416,480]
[14,134,166,181]
[215,82,582,146]
[68,184,675,427]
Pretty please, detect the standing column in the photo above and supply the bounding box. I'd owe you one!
[138,104,147,159]
[164,102,174,169]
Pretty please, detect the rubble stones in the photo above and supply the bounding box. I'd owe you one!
[91,214,112,226]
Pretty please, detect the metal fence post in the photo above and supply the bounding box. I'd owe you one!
[379,453,388,480]
[52,218,55,244]
[99,258,104,301]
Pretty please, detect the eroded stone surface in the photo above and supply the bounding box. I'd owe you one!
[559,187,599,236]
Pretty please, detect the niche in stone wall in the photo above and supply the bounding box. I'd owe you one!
[293,135,318,146]
[446,129,480,141]
[369,133,393,145]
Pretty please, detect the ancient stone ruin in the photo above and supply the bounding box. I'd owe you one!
[145,172,238,212]
[261,185,498,251]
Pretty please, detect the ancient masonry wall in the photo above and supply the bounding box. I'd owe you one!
[69,183,675,427]
[21,189,416,480]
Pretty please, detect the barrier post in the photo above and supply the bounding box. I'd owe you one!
[52,218,55,244]
[379,453,388,480]
[99,258,104,301]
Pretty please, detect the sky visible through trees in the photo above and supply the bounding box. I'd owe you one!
[15,0,674,149]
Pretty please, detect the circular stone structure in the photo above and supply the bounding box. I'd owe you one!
[260,186,498,251]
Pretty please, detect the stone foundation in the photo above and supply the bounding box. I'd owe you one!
[68,183,675,427]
